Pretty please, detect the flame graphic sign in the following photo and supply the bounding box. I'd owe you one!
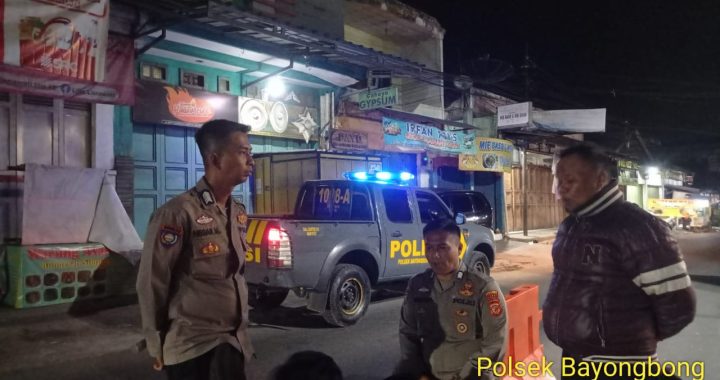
[164,86,215,124]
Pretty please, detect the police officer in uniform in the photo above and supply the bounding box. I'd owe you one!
[137,119,255,380]
[395,219,507,380]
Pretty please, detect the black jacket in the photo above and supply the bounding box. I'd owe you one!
[543,182,696,359]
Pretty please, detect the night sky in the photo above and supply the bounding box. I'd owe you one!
[403,0,720,186]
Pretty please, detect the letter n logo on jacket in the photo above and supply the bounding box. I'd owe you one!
[582,244,603,265]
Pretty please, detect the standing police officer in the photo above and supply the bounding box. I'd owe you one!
[137,119,255,380]
[395,219,508,380]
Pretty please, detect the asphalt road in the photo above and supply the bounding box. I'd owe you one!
[0,231,717,380]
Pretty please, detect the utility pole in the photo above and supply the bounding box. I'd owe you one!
[520,44,532,237]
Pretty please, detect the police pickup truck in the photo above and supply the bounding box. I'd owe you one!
[244,171,496,326]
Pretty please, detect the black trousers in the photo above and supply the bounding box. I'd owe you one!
[165,344,246,380]
[560,353,681,380]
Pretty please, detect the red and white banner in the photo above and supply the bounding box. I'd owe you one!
[2,0,109,81]
[0,33,134,104]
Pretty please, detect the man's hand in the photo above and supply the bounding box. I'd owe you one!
[153,357,163,371]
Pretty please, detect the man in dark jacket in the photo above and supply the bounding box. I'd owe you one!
[544,144,696,380]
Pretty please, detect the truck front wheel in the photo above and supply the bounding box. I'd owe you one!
[323,264,371,327]
[248,285,289,309]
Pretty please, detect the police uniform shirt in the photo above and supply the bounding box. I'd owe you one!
[137,177,253,365]
[397,263,508,380]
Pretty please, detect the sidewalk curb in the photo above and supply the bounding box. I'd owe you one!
[507,234,556,244]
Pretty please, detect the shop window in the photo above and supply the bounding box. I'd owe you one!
[140,62,167,81]
[20,95,91,168]
[22,96,54,165]
[368,69,392,89]
[180,70,205,89]
[0,93,9,169]
[218,77,231,94]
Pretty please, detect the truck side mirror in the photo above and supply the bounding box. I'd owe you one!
[455,212,466,225]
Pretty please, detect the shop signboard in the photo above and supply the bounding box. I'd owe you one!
[0,244,134,309]
[532,108,606,133]
[497,102,530,128]
[648,198,695,218]
[330,130,368,151]
[0,34,135,104]
[459,137,514,173]
[358,87,398,110]
[133,81,238,128]
[238,95,320,143]
[382,117,476,154]
[2,0,110,81]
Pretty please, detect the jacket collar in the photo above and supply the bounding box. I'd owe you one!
[573,180,624,218]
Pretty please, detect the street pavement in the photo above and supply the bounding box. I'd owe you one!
[0,231,717,380]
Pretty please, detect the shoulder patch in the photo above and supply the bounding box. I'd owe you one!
[237,213,248,226]
[485,290,503,317]
[159,225,183,247]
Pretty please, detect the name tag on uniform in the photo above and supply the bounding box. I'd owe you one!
[452,297,476,306]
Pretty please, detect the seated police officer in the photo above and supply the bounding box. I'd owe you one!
[395,219,508,380]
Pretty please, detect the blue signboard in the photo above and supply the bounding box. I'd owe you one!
[382,117,476,154]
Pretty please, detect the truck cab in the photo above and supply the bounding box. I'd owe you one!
[244,171,496,326]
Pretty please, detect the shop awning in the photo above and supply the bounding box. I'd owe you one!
[347,107,476,131]
[116,0,448,87]
[665,184,702,194]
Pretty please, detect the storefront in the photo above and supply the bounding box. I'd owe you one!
[618,159,643,206]
[0,1,135,244]
[502,146,564,232]
[0,1,143,308]
[125,49,336,238]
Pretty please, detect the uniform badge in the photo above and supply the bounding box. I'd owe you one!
[201,242,220,255]
[201,190,214,206]
[159,225,182,247]
[237,213,248,226]
[456,322,469,334]
[459,281,474,297]
[196,215,214,225]
[485,290,503,317]
[455,309,469,317]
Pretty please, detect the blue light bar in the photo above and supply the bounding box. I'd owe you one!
[352,172,369,181]
[376,171,392,181]
[399,172,415,181]
[343,170,415,185]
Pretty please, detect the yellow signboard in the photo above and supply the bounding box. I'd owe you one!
[648,198,694,218]
[459,137,514,173]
